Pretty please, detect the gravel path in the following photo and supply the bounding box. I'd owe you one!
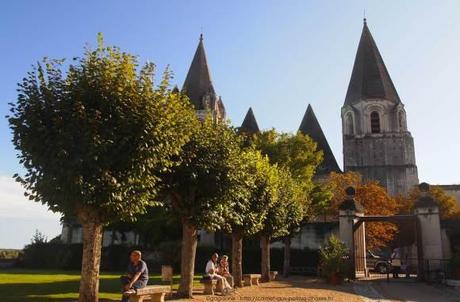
[168,276,460,302]
[170,276,364,302]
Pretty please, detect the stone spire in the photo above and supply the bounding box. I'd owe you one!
[182,34,215,110]
[299,104,341,175]
[344,19,401,105]
[182,34,226,121]
[240,107,260,135]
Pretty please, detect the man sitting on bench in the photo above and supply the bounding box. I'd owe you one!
[121,250,149,302]
[205,253,233,295]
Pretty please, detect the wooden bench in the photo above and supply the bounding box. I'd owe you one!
[200,278,220,295]
[243,274,261,286]
[269,271,278,280]
[127,285,170,302]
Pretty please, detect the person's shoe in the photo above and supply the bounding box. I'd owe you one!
[123,289,136,295]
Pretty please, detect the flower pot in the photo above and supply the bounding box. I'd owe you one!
[328,272,343,285]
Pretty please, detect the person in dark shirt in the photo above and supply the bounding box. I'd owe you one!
[120,250,149,301]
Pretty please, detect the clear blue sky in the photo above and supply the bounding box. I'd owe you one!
[1,0,459,249]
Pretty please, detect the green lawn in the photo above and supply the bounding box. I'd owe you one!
[0,269,201,302]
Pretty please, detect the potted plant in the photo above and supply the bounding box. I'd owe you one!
[319,235,349,284]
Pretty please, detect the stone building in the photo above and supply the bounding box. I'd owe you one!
[341,19,419,196]
[182,34,226,122]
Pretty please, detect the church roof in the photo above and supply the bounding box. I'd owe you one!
[298,104,341,174]
[240,107,260,135]
[182,34,215,109]
[344,19,401,106]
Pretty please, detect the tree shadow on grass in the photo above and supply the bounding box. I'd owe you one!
[0,278,120,302]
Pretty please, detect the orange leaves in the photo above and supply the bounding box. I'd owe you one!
[326,172,398,249]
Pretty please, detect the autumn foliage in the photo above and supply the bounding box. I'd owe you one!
[397,185,460,219]
[326,172,399,249]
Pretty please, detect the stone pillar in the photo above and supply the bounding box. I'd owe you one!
[338,187,365,279]
[413,183,443,279]
[354,213,367,275]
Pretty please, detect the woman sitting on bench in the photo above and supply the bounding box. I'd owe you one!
[218,255,234,287]
[205,253,233,295]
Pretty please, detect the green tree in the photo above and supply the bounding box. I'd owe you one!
[252,130,328,277]
[222,149,278,287]
[259,167,304,281]
[162,118,247,298]
[8,35,197,302]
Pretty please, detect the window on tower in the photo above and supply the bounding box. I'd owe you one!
[370,111,380,133]
[398,111,406,132]
[345,113,354,135]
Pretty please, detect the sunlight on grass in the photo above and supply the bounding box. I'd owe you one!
[0,269,201,302]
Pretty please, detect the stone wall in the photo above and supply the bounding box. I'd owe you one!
[343,134,418,195]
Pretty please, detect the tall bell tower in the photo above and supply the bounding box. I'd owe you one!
[182,34,226,122]
[342,19,418,196]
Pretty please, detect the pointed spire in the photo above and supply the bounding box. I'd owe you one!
[240,107,260,135]
[182,34,215,109]
[299,104,341,174]
[344,20,401,106]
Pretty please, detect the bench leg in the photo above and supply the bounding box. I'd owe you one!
[243,276,252,286]
[151,292,166,302]
[204,283,214,295]
[216,279,224,293]
[253,278,259,286]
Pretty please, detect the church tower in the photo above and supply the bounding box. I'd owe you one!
[182,34,226,122]
[342,19,418,196]
[299,104,341,179]
[240,107,260,135]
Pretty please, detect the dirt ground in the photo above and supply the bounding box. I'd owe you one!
[170,276,364,302]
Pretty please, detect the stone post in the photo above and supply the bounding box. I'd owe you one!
[338,187,365,279]
[413,182,443,280]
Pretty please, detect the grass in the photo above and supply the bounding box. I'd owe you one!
[0,269,202,302]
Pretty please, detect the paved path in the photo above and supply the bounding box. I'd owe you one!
[168,276,460,302]
[353,279,460,302]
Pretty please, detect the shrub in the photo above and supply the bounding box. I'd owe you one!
[319,235,349,283]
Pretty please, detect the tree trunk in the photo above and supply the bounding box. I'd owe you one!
[177,219,198,298]
[231,231,243,287]
[260,234,271,282]
[77,207,104,302]
[283,236,291,277]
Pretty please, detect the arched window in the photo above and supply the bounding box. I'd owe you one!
[370,111,380,133]
[398,111,406,132]
[345,113,354,135]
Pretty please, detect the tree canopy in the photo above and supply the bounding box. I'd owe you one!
[252,129,329,226]
[163,117,254,297]
[326,172,399,249]
[8,35,197,301]
[9,35,197,221]
[398,185,460,219]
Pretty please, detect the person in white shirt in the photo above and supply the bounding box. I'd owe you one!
[205,253,233,295]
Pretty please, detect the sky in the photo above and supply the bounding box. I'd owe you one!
[1,0,460,249]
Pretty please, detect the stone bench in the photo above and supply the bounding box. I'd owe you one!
[269,271,278,280]
[127,285,171,302]
[243,274,261,286]
[201,278,220,295]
